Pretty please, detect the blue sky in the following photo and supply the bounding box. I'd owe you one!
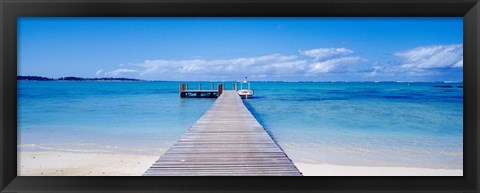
[18,17,463,81]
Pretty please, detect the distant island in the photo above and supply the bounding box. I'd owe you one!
[18,76,142,81]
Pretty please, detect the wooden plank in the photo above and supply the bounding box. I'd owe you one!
[144,90,302,176]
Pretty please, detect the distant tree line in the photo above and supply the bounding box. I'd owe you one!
[17,76,142,81]
[17,76,54,81]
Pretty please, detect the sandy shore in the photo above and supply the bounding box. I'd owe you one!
[18,151,462,176]
[295,163,462,176]
[18,151,158,176]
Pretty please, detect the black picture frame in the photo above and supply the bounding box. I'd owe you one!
[1,0,479,192]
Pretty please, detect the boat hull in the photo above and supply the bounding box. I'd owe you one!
[238,89,254,98]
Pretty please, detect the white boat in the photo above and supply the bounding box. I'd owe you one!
[238,89,254,98]
[238,77,254,98]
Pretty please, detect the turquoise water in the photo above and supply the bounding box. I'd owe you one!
[243,82,462,169]
[18,81,216,155]
[18,81,463,169]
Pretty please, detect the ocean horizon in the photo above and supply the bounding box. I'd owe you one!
[17,77,464,83]
[18,81,463,170]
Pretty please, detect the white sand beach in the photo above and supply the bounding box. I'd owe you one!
[18,151,158,176]
[18,151,462,176]
[295,163,463,176]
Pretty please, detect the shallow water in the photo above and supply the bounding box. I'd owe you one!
[18,81,463,169]
[18,81,216,155]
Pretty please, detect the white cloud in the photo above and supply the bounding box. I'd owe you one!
[101,49,366,80]
[452,57,463,68]
[395,44,463,69]
[104,68,139,77]
[361,44,463,80]
[309,57,366,73]
[95,69,104,76]
[300,48,366,74]
[299,48,354,61]
[120,53,303,79]
[98,45,461,81]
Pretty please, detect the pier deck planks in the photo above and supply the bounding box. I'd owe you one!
[144,90,302,176]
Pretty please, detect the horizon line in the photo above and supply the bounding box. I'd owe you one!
[17,75,463,83]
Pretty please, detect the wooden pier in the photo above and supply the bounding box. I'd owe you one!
[144,90,302,176]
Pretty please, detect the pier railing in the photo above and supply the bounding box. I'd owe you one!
[180,83,231,98]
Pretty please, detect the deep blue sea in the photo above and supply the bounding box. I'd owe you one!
[18,81,463,169]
